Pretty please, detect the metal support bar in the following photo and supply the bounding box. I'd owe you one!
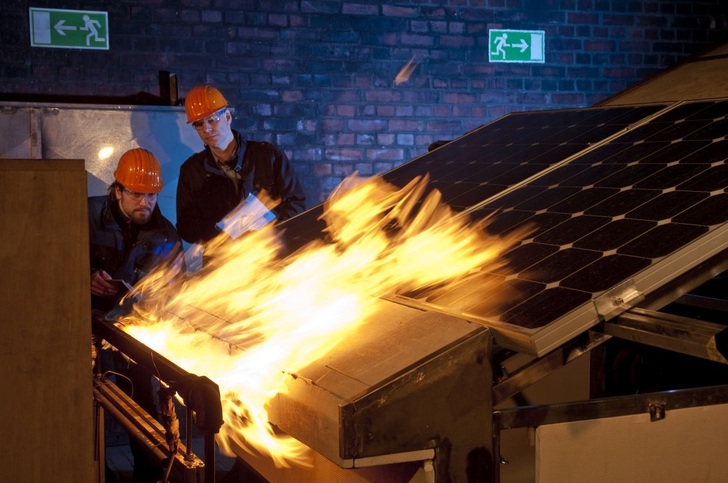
[92,315,225,433]
[493,332,610,405]
[93,316,225,482]
[672,293,728,313]
[603,307,728,364]
[495,383,728,431]
[93,377,205,483]
[204,432,217,483]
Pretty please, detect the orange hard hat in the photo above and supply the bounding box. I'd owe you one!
[184,85,228,123]
[114,148,163,193]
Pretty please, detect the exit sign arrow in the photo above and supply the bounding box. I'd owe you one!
[488,29,545,64]
[29,7,108,50]
[514,38,528,53]
[54,20,78,36]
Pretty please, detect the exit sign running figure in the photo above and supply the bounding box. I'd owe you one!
[489,29,545,63]
[29,7,109,50]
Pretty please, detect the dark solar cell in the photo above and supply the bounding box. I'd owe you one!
[600,142,671,164]
[673,193,728,226]
[534,215,611,246]
[489,163,552,186]
[483,185,547,210]
[485,211,571,239]
[549,187,621,214]
[568,125,629,144]
[466,162,524,181]
[528,144,587,165]
[515,125,572,145]
[639,140,711,163]
[482,210,536,236]
[651,100,713,122]
[517,248,602,284]
[619,223,709,258]
[684,118,728,141]
[573,219,657,251]
[625,191,709,221]
[528,164,592,187]
[595,164,668,188]
[642,120,708,142]
[585,189,660,217]
[501,242,561,274]
[498,287,592,329]
[560,254,652,292]
[515,186,582,210]
[676,164,728,191]
[679,139,728,163]
[616,123,675,143]
[635,164,709,189]
[447,183,504,209]
[499,144,561,164]
[683,99,728,120]
[604,104,666,124]
[556,164,626,187]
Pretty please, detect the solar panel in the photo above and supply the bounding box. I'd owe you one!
[401,98,728,355]
[281,99,728,356]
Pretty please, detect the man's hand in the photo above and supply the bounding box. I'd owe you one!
[90,270,119,296]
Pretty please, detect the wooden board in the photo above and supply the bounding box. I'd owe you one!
[0,159,93,483]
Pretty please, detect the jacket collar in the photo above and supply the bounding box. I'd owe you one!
[203,130,248,175]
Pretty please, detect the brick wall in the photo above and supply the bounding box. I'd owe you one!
[2,0,727,203]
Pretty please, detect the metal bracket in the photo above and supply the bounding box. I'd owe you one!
[649,402,666,422]
[594,279,644,321]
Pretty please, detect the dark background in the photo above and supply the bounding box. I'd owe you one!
[2,0,728,204]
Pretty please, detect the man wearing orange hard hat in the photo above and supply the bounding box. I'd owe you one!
[88,147,183,483]
[89,147,182,310]
[176,84,306,245]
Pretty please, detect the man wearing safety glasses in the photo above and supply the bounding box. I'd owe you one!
[88,147,184,483]
[176,84,306,246]
[89,147,183,307]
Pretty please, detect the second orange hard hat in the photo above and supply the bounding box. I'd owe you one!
[184,85,229,123]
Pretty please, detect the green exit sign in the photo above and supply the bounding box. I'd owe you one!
[489,29,545,63]
[29,7,109,50]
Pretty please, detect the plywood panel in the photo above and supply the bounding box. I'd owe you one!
[0,159,93,483]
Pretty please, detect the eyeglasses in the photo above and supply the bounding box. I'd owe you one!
[123,188,158,202]
[192,110,226,129]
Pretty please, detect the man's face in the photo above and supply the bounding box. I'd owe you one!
[192,108,234,150]
[115,186,157,224]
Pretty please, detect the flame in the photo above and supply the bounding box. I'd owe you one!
[394,55,418,86]
[117,173,525,467]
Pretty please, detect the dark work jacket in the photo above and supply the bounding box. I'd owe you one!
[175,130,306,244]
[88,194,182,313]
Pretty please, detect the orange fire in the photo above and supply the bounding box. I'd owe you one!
[117,173,524,467]
[394,55,418,86]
